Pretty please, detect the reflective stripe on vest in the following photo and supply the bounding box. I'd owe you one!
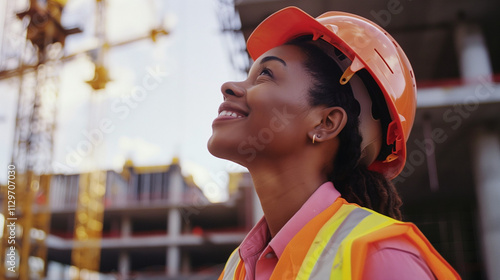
[221,248,241,280]
[219,199,460,280]
[298,204,398,279]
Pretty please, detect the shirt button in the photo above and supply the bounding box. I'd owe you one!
[265,252,275,259]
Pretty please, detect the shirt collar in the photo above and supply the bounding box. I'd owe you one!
[239,181,341,261]
[269,181,340,258]
[239,216,272,260]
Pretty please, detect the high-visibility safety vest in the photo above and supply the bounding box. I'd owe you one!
[219,198,460,280]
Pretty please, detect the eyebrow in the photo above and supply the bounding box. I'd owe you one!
[260,56,287,67]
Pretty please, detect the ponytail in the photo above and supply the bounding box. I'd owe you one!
[333,163,403,220]
[328,95,402,220]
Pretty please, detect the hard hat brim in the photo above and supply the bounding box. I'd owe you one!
[247,7,336,61]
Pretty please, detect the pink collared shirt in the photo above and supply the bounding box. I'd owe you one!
[238,182,435,279]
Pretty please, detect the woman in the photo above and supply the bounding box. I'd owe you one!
[208,7,459,280]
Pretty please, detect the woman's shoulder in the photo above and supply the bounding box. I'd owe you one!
[363,236,436,280]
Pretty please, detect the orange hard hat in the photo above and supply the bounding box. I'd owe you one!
[247,7,417,179]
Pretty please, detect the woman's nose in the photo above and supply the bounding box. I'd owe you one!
[221,81,246,99]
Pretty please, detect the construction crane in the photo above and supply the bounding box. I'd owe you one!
[1,0,169,279]
[0,0,80,279]
[70,0,108,276]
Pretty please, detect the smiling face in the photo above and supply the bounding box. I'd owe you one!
[207,44,318,167]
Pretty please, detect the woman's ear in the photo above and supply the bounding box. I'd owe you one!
[308,107,347,143]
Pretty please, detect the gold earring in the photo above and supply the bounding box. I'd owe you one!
[312,134,316,144]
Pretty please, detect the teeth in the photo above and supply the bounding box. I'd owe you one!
[218,110,244,118]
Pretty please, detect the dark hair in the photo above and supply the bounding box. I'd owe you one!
[286,37,403,220]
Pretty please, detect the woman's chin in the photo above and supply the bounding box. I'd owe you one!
[207,135,246,166]
[207,135,230,158]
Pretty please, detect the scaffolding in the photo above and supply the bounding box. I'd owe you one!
[0,0,80,279]
[1,0,169,278]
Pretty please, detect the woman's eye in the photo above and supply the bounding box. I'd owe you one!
[258,68,273,77]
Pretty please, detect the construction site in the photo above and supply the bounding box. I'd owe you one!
[1,0,500,279]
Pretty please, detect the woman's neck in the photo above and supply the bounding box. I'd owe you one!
[248,159,327,237]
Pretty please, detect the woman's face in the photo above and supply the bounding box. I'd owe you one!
[207,44,318,166]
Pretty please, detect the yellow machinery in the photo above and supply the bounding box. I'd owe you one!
[71,171,107,277]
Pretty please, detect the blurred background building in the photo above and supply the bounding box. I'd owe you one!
[45,161,256,279]
[0,0,499,279]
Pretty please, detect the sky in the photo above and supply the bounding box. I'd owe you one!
[0,0,248,201]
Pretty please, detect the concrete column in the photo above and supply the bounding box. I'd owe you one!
[455,21,493,83]
[118,251,130,280]
[167,208,181,277]
[167,246,180,277]
[168,207,181,239]
[121,216,131,237]
[169,164,183,204]
[473,128,500,279]
[166,163,183,276]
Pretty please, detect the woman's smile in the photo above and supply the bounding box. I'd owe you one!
[212,101,249,123]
